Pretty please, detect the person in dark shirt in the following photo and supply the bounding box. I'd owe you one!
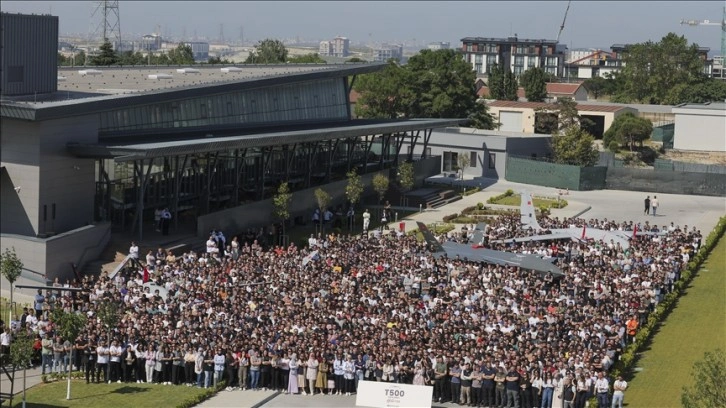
[480,360,496,408]
[505,366,521,408]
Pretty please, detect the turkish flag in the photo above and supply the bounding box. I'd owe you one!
[143,267,149,283]
[581,225,586,240]
[632,224,638,238]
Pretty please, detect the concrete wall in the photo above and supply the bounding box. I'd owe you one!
[0,223,111,282]
[673,107,726,152]
[1,119,41,236]
[1,115,99,237]
[37,115,100,234]
[197,170,388,237]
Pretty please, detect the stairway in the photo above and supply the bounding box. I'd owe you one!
[404,188,462,209]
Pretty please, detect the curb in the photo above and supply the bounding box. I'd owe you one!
[251,391,282,408]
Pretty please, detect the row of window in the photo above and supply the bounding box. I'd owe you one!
[99,79,349,132]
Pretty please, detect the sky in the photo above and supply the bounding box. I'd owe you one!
[3,1,724,53]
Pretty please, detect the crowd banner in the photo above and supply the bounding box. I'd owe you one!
[356,381,433,408]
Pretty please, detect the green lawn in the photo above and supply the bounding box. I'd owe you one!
[488,195,568,209]
[1,380,214,408]
[625,237,726,407]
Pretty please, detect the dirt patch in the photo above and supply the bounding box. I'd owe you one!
[662,149,726,165]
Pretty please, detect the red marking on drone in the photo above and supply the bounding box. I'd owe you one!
[527,201,532,205]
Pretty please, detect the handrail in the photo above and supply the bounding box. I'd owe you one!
[108,255,144,280]
[72,224,112,275]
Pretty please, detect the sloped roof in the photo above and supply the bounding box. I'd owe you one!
[476,82,583,98]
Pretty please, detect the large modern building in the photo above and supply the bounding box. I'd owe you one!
[183,41,210,62]
[461,36,566,78]
[1,14,462,282]
[373,44,404,62]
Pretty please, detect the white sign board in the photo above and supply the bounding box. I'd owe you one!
[356,381,433,408]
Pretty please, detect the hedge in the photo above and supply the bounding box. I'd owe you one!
[462,187,481,196]
[610,216,726,382]
[486,189,515,204]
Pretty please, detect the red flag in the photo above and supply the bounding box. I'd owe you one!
[143,267,149,283]
[632,224,638,238]
[581,225,586,240]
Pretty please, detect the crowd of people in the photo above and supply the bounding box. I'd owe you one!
[0,209,702,408]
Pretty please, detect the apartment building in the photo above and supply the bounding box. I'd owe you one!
[460,36,565,77]
[427,42,451,51]
[373,44,404,62]
[319,36,350,57]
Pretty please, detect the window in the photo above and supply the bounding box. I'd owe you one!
[514,66,523,76]
[475,55,483,64]
[528,57,537,68]
[466,44,473,52]
[475,63,483,73]
[425,147,432,157]
[488,153,496,169]
[514,56,524,66]
[470,152,477,168]
[443,151,458,172]
[487,55,497,65]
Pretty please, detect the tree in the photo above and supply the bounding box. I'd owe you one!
[613,33,707,104]
[533,97,581,135]
[353,60,411,119]
[468,101,499,129]
[52,308,87,399]
[583,76,608,99]
[396,161,415,193]
[313,188,331,234]
[604,113,653,151]
[521,67,548,102]
[677,79,726,103]
[245,39,288,64]
[96,299,119,342]
[355,49,497,128]
[487,64,519,101]
[682,349,726,408]
[207,56,231,64]
[167,43,195,65]
[272,182,292,244]
[1,247,23,325]
[550,125,599,167]
[372,173,390,205]
[456,152,471,180]
[345,170,364,229]
[9,329,34,407]
[287,53,326,64]
[91,40,119,66]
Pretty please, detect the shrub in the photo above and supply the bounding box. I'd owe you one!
[608,141,620,153]
[442,213,459,223]
[450,216,479,224]
[461,206,477,215]
[477,202,485,210]
[462,187,481,196]
[505,189,514,197]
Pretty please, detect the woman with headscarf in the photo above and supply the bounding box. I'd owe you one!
[305,352,319,395]
[287,353,299,394]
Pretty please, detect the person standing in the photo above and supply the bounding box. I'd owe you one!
[34,290,45,319]
[161,208,172,235]
[306,352,319,395]
[362,209,371,232]
[643,196,650,215]
[651,196,659,217]
[611,375,627,408]
[595,371,610,408]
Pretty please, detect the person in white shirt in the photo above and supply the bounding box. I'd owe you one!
[129,242,139,260]
[342,355,356,396]
[595,371,610,407]
[109,339,123,383]
[362,209,371,232]
[611,375,627,408]
[96,340,110,383]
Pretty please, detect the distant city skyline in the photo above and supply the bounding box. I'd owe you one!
[4,1,724,54]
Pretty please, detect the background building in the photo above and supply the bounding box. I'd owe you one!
[140,34,163,51]
[427,42,451,51]
[373,44,403,62]
[0,12,58,96]
[672,103,726,152]
[183,41,210,62]
[461,36,566,78]
[319,36,350,57]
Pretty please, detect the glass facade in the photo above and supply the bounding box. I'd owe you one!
[99,78,349,132]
